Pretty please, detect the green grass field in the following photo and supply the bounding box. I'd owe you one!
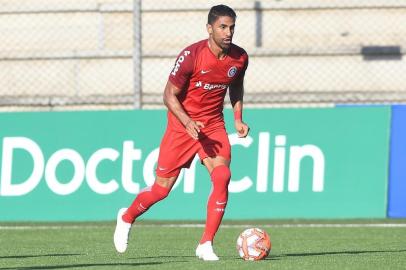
[1,220,406,270]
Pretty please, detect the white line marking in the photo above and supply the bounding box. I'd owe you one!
[0,223,406,230]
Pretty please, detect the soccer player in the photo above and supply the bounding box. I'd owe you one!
[114,4,249,261]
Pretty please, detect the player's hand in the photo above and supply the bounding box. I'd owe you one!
[235,120,250,138]
[185,120,205,140]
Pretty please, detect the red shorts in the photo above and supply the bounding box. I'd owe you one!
[156,127,231,178]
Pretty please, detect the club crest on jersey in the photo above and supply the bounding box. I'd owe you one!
[228,66,238,77]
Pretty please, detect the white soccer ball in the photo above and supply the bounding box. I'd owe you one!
[236,228,271,261]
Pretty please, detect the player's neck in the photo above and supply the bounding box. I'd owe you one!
[207,39,228,60]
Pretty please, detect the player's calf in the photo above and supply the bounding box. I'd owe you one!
[200,165,231,243]
[122,183,170,223]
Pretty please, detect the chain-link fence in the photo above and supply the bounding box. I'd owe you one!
[0,0,135,111]
[1,0,406,111]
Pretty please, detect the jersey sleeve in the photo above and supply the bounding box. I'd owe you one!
[168,48,195,89]
[238,53,249,80]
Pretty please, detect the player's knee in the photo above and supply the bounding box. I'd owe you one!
[151,182,171,200]
[211,165,231,188]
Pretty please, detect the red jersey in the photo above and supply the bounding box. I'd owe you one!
[168,39,248,132]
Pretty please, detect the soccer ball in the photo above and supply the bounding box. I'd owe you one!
[236,228,271,261]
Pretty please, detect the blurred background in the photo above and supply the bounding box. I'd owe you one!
[1,0,405,111]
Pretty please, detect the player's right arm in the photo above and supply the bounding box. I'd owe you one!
[163,80,204,140]
[164,46,204,140]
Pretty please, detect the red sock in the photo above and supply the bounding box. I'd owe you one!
[122,182,170,223]
[200,165,231,244]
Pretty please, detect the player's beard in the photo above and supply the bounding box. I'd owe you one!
[214,36,232,51]
[221,38,232,50]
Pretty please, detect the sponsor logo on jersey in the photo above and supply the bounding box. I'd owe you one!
[195,81,228,91]
[171,50,190,76]
[204,83,228,91]
[228,66,238,77]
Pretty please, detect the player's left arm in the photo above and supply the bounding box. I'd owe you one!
[229,73,250,138]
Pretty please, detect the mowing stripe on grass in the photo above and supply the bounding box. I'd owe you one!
[1,223,406,230]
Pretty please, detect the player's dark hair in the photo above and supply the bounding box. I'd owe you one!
[207,5,236,25]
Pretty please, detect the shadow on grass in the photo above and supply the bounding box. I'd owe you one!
[130,255,196,260]
[191,249,406,261]
[0,262,166,269]
[0,254,81,259]
[270,249,406,259]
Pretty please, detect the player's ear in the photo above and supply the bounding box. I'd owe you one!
[206,23,213,35]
